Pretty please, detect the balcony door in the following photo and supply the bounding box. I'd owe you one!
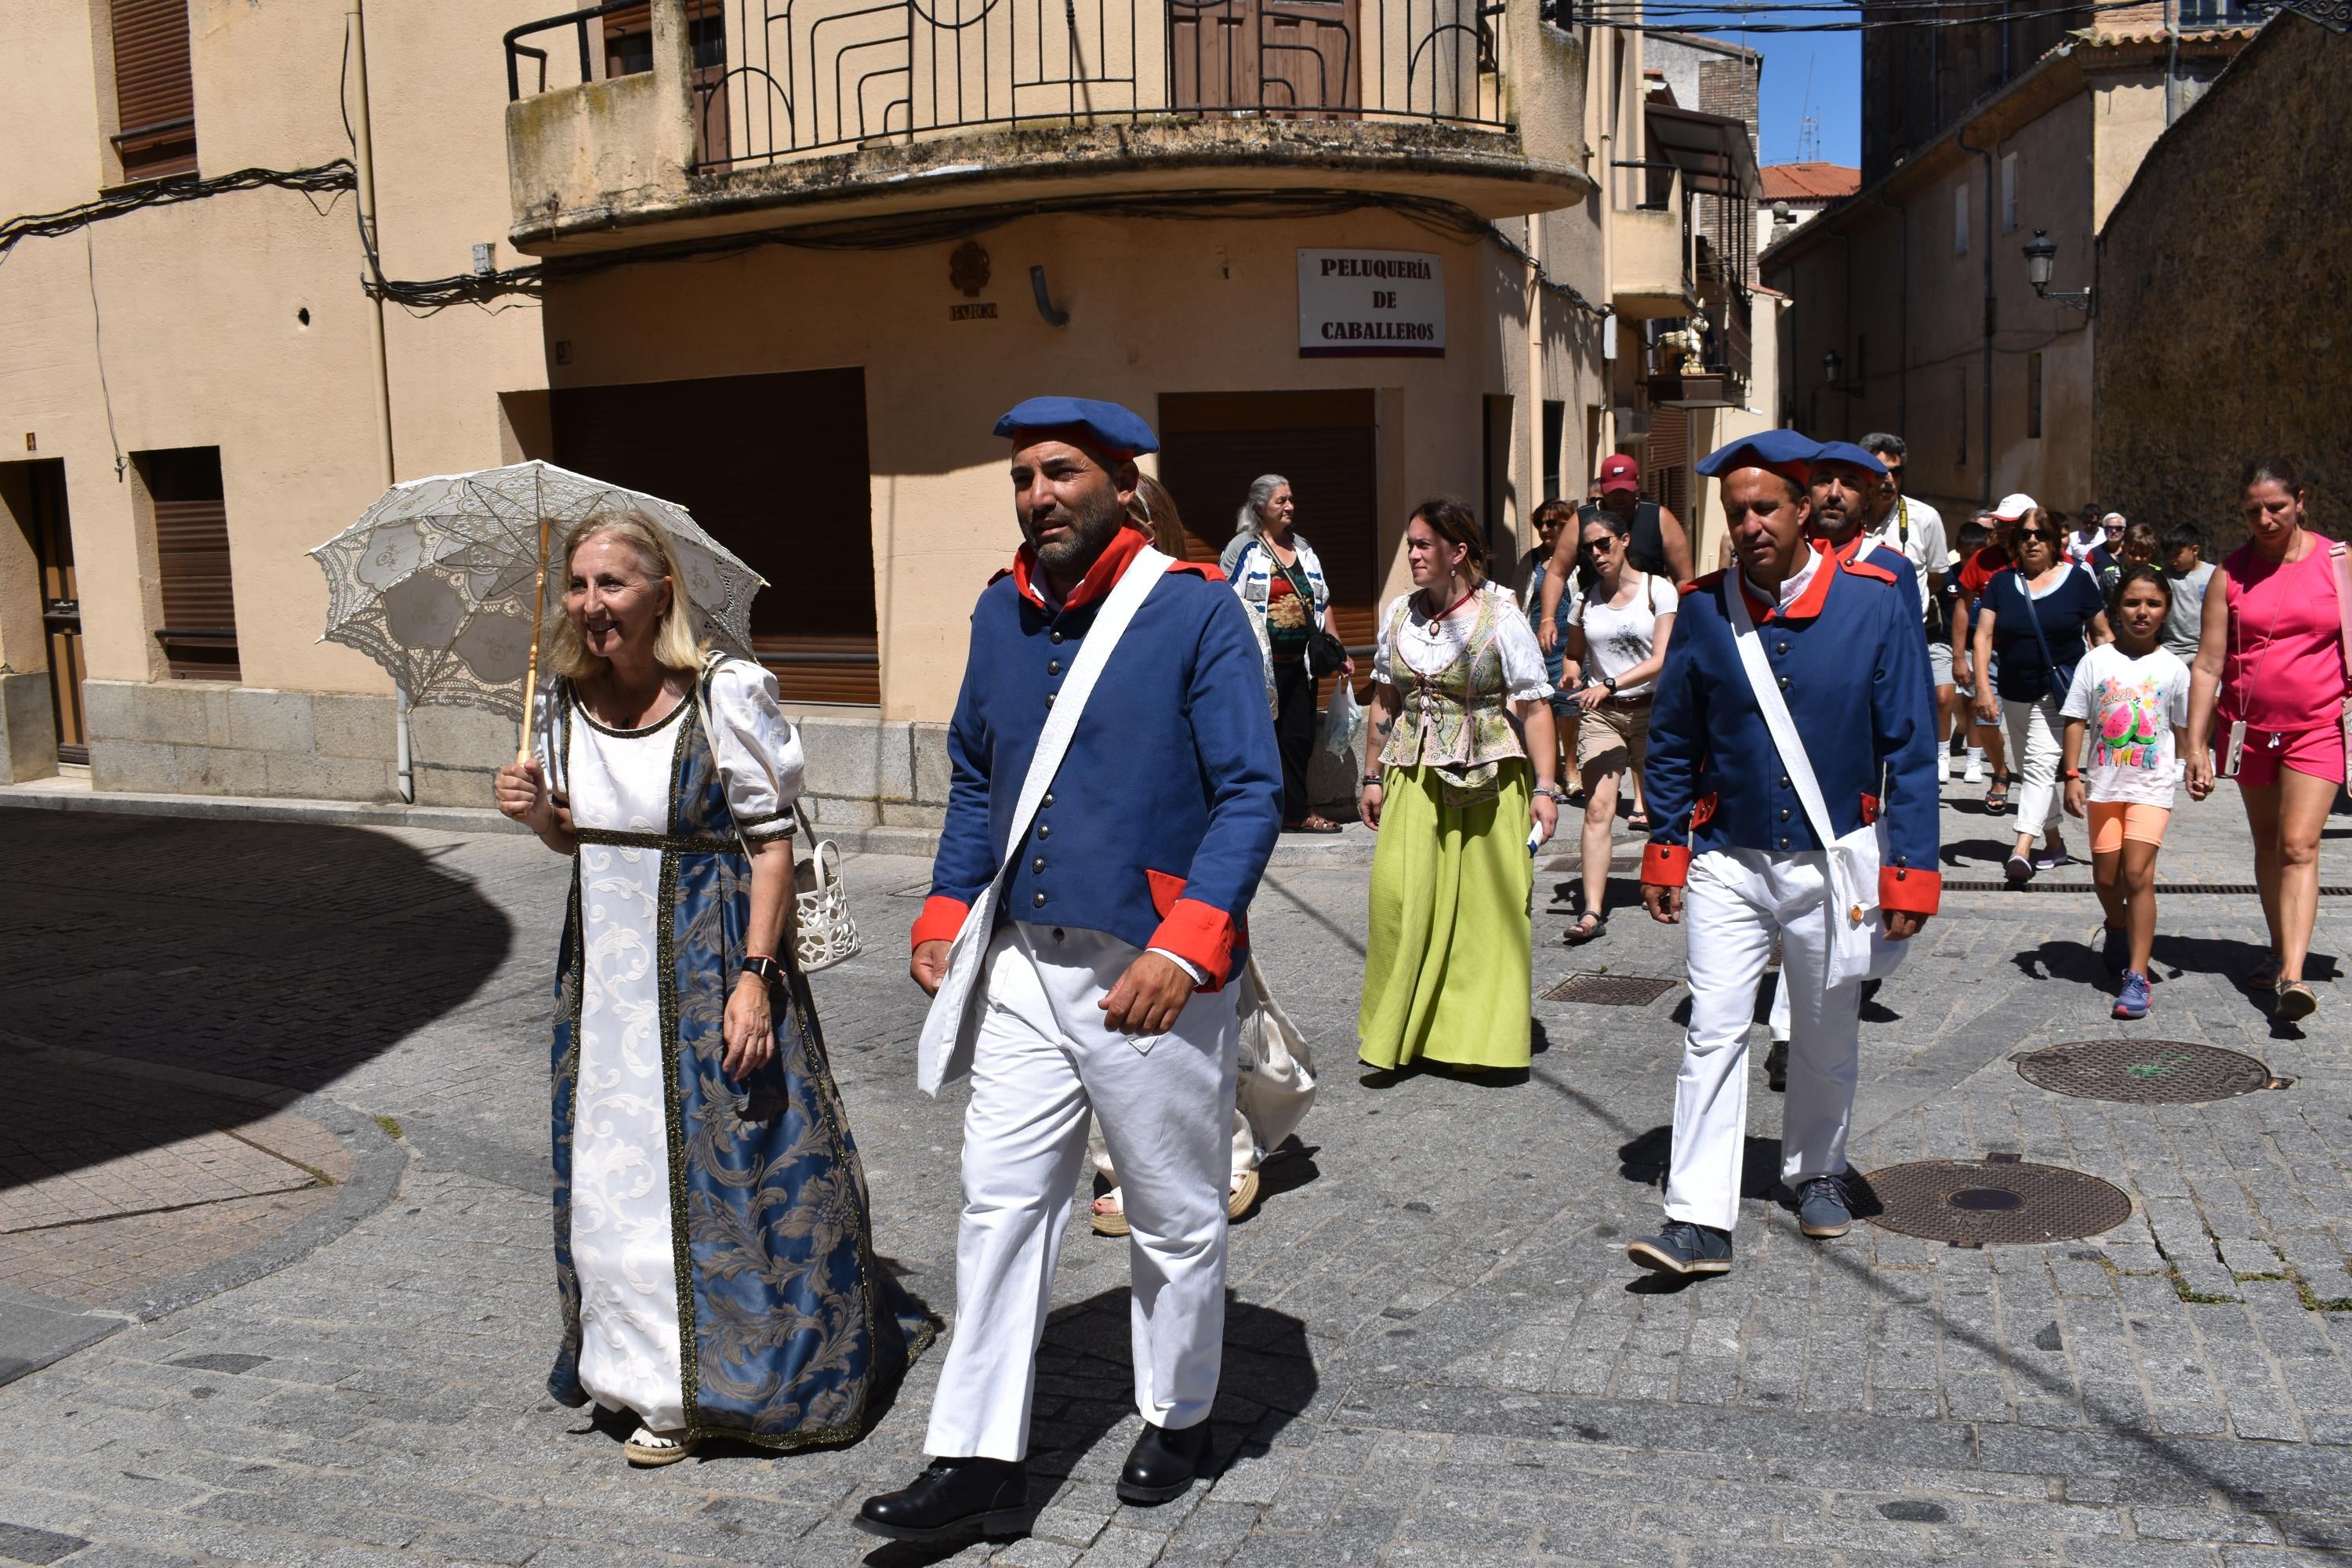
[1169,0,1359,117]
[2,461,89,763]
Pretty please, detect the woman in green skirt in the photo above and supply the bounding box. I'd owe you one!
[1357,500,1564,1073]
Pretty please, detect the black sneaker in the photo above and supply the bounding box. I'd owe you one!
[1626,1221,1733,1277]
[856,1457,1029,1542]
[1764,1038,1788,1093]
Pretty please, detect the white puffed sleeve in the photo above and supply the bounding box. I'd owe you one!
[704,659,805,841]
[1490,594,1555,702]
[1370,597,1402,688]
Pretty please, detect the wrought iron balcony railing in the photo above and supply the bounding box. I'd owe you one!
[506,0,1514,174]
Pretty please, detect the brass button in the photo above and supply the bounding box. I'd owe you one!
[1777,676,1791,690]
[1048,659,1062,675]
[1779,837,1790,848]
[1032,857,1046,873]
[1051,630,1065,643]
[1777,641,1788,655]
[1780,808,1791,822]
[1045,692,1055,708]
[1036,824,1051,839]
[1033,891,1047,907]
[1778,775,1790,788]
[1041,793,1054,808]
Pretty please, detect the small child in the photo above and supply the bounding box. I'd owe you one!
[2060,565,2191,1019]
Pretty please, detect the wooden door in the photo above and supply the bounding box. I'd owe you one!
[26,463,89,763]
[1169,0,1358,116]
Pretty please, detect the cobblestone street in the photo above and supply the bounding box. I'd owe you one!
[2,786,2350,1566]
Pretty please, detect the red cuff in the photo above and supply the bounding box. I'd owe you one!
[910,895,971,949]
[1880,866,1941,916]
[1147,897,1238,989]
[1641,842,1691,887]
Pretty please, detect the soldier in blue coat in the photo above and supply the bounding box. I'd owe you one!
[1628,430,1941,1279]
[859,399,1283,1542]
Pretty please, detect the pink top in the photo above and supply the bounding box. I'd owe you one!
[2220,537,2349,734]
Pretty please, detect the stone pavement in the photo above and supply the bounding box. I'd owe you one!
[0,779,2348,1567]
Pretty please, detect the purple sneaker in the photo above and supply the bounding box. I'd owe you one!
[2114,970,2152,1021]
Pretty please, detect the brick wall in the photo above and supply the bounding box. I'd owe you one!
[2094,16,2350,548]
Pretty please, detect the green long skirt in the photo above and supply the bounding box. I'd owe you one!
[1357,760,1534,1071]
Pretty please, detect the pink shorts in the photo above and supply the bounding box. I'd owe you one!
[2088,801,2169,855]
[2222,722,2347,788]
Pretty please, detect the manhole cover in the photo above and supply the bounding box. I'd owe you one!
[2015,1040,2272,1104]
[1543,973,1678,1006]
[1862,1160,2132,1246]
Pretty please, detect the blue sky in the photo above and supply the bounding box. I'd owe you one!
[1650,8,1863,167]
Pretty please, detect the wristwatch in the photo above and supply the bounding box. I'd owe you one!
[739,954,784,987]
[1534,784,1568,803]
[1602,676,1619,694]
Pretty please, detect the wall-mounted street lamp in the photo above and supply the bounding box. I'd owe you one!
[1822,350,1858,394]
[2022,230,2092,314]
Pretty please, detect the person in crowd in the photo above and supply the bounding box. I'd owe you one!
[1972,501,2112,882]
[1537,456,1692,658]
[2066,505,2107,564]
[1521,498,1584,801]
[493,512,931,1468]
[1955,506,2021,804]
[2060,566,2191,1021]
[859,398,1281,1541]
[1561,506,1677,943]
[1130,473,1190,561]
[2161,522,2214,662]
[2118,521,2157,574]
[1629,430,1938,1279]
[1859,434,1955,778]
[1357,499,1562,1075]
[1224,474,1355,833]
[2185,457,2343,1022]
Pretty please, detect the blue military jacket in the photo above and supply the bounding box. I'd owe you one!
[1639,545,1942,915]
[916,528,1283,985]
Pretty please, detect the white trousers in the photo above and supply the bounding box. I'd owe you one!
[1667,849,1863,1232]
[925,920,1238,1462]
[2002,697,2066,843]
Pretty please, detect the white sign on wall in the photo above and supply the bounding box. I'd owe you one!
[1297,249,1446,358]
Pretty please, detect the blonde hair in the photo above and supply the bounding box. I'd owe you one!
[550,510,705,679]
[1129,474,1188,557]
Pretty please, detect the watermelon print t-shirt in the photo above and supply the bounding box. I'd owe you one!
[2060,644,2192,808]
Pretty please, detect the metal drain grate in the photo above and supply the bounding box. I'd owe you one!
[1543,972,1679,1006]
[1941,880,2352,895]
[2015,1040,2274,1104]
[1862,1160,2132,1246]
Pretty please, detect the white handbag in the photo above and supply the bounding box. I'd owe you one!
[1234,955,1316,1154]
[789,802,862,973]
[1722,577,1907,990]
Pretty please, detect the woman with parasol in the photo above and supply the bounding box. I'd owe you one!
[493,510,931,1465]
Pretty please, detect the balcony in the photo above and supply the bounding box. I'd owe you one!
[1642,294,1751,409]
[503,0,1588,253]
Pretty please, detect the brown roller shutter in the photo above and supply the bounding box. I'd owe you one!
[143,447,239,681]
[111,0,198,180]
[1642,406,1689,521]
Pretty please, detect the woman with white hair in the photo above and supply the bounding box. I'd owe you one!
[1222,474,1356,832]
[494,510,931,1465]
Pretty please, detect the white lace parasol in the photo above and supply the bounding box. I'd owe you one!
[308,461,764,723]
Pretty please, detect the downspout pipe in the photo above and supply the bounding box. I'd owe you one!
[1955,123,1995,510]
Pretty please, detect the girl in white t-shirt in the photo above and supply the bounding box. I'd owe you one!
[2060,566,2191,1020]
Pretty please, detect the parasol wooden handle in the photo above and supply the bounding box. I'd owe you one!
[517,514,551,768]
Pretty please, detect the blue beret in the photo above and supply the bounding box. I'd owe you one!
[1812,441,1889,477]
[994,397,1160,458]
[1696,426,1821,479]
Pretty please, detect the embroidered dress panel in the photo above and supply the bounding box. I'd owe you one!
[1372,586,1550,800]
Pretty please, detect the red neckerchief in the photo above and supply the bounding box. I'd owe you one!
[1010,525,1149,612]
[1423,583,1479,620]
[1741,539,1838,624]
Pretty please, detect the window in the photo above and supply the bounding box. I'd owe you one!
[1542,401,1566,502]
[108,0,197,181]
[2001,153,2020,233]
[2027,352,2044,440]
[1954,183,1970,256]
[1957,368,1969,467]
[140,446,239,681]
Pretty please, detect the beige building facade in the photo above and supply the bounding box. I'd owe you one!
[0,0,1769,818]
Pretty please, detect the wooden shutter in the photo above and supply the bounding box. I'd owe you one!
[144,447,239,681]
[1643,406,1690,521]
[553,370,880,706]
[111,0,198,180]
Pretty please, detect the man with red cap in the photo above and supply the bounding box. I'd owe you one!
[859,397,1281,1541]
[1627,428,1940,1279]
[1535,452,1693,656]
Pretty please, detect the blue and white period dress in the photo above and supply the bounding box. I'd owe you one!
[533,658,932,1446]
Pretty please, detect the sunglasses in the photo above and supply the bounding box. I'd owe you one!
[1581,537,1619,554]
[2015,529,2057,543]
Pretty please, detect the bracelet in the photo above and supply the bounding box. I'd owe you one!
[1360,776,1383,788]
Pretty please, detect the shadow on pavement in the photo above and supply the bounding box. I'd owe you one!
[0,809,511,1188]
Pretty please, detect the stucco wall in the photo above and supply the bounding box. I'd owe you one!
[2095,16,2351,543]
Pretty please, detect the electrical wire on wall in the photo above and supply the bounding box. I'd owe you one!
[0,162,355,264]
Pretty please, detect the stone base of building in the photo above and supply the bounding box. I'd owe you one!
[0,673,59,784]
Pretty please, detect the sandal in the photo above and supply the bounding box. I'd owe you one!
[2275,979,2318,1022]
[1564,911,1606,945]
[1985,775,2013,815]
[1093,1171,1261,1236]
[2248,951,2285,991]
[1283,815,1345,834]
[1625,811,1651,832]
[625,1426,700,1467]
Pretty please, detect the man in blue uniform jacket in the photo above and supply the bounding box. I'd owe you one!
[1628,430,1940,1279]
[859,398,1282,1543]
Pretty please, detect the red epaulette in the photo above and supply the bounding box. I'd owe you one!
[1167,561,1226,582]
[989,567,1013,585]
[1682,569,1726,596]
[1840,558,1899,584]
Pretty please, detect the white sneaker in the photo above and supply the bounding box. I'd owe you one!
[1936,753,1951,782]
[1963,754,1985,784]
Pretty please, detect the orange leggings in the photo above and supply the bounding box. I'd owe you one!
[2087,801,2169,856]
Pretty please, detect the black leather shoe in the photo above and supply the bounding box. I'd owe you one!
[855,1457,1029,1542]
[1117,1421,1213,1504]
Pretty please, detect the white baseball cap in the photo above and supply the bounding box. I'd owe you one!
[1989,492,2039,521]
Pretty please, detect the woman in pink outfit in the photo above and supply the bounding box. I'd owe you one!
[2186,458,2343,1021]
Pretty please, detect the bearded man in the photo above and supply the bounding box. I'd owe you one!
[858,397,1281,1544]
